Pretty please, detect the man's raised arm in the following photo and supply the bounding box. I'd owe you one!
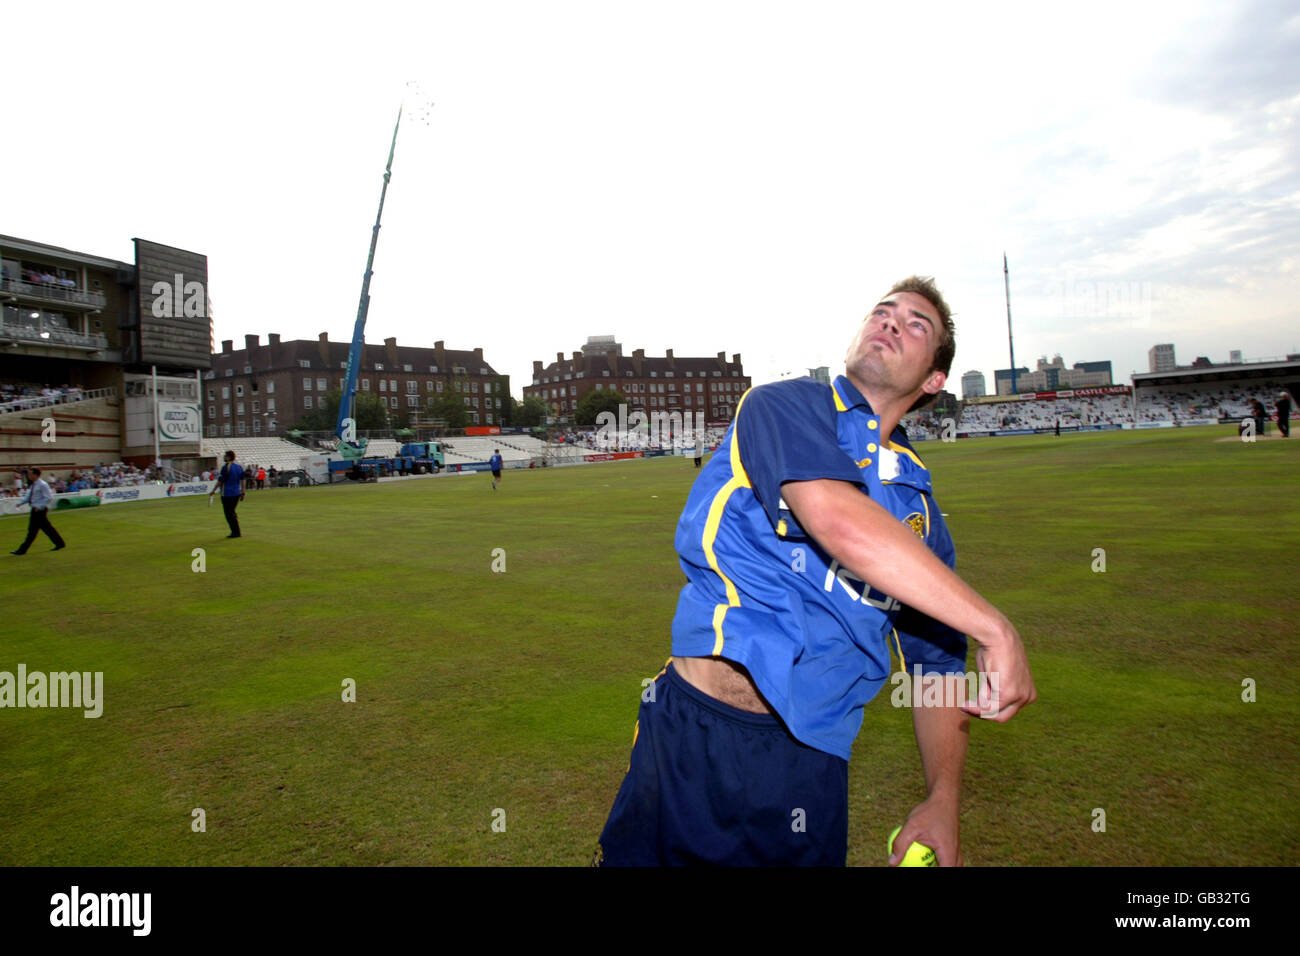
[782,477,1036,721]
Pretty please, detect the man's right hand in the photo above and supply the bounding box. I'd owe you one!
[961,623,1036,722]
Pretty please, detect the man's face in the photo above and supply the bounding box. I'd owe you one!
[845,291,947,401]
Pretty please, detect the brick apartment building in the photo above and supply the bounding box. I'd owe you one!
[207,334,507,437]
[524,336,751,424]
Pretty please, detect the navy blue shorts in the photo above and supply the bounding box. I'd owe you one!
[595,663,848,866]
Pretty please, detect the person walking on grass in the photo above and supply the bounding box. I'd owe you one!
[209,450,245,538]
[10,467,66,555]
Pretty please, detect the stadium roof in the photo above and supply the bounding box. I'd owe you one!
[1132,358,1299,388]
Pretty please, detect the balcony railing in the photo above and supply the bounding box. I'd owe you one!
[0,386,117,414]
[0,315,109,351]
[1,276,108,311]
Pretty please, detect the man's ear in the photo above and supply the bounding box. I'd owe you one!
[922,370,947,396]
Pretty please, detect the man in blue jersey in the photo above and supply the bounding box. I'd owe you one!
[209,450,245,538]
[489,449,503,490]
[595,276,1036,866]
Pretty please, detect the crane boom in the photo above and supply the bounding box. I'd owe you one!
[336,105,404,458]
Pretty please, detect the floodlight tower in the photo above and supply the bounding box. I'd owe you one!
[1004,252,1017,396]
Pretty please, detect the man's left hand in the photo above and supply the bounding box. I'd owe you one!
[889,794,961,867]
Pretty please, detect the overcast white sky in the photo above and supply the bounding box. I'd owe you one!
[5,0,1298,395]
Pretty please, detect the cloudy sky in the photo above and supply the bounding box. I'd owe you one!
[5,0,1298,395]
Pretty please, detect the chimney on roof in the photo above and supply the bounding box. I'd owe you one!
[633,348,644,377]
[572,351,582,367]
[665,348,674,366]
[384,336,398,367]
[434,340,446,368]
[245,334,259,350]
[732,353,741,366]
[533,360,543,375]
[221,339,233,354]
[716,351,725,362]
[268,333,280,346]
[474,347,484,363]
[319,332,329,343]
[318,332,329,367]
[557,352,565,366]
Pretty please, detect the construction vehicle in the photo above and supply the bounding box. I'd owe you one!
[327,441,444,481]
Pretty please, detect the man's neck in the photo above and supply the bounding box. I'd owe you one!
[844,372,913,438]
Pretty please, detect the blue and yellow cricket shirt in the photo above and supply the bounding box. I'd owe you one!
[670,375,967,760]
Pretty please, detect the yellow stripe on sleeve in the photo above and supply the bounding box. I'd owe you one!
[701,389,755,656]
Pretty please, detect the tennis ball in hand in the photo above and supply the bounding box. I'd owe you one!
[888,825,938,867]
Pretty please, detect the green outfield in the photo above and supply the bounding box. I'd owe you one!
[1,425,1296,866]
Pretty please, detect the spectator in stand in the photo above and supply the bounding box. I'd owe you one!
[1277,389,1293,439]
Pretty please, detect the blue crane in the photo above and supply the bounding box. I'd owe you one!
[335,105,405,459]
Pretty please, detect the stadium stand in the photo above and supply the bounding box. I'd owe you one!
[199,437,318,472]
[439,437,531,463]
[1132,382,1292,422]
[958,394,1135,432]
